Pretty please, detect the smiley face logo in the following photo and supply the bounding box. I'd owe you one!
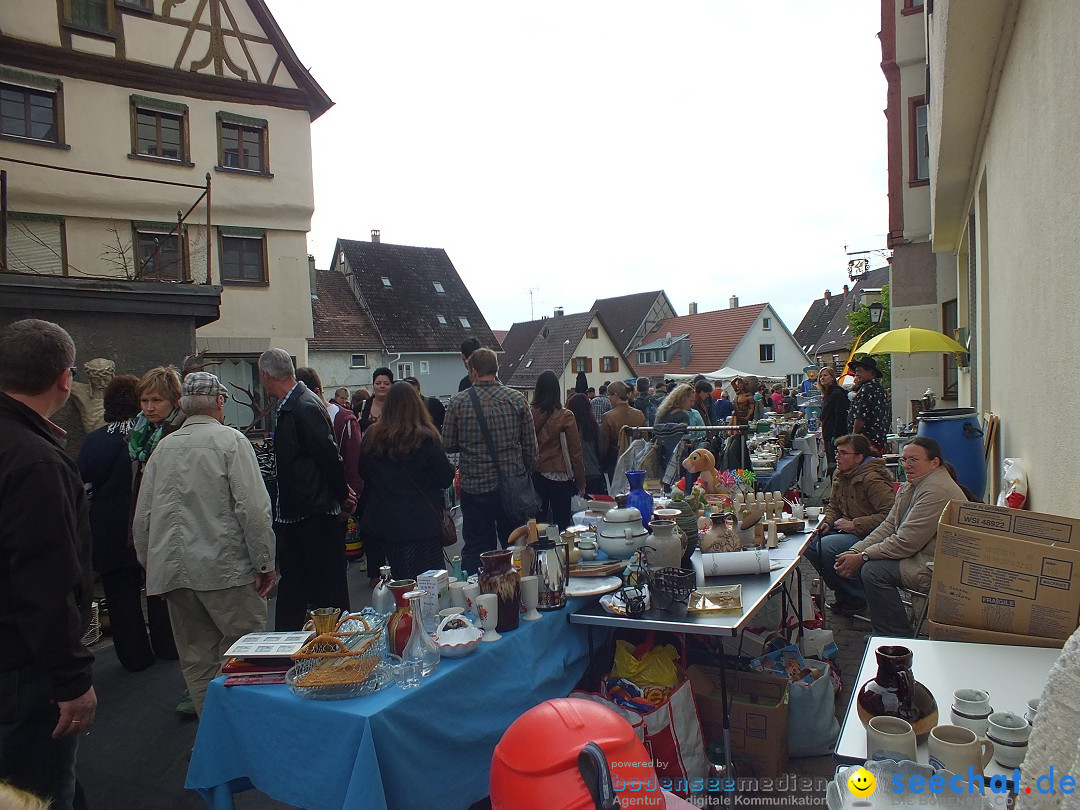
[847,767,876,798]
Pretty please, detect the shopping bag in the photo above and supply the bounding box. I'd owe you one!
[799,627,842,696]
[787,659,839,757]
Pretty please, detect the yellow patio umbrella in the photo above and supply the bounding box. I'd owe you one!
[855,327,968,356]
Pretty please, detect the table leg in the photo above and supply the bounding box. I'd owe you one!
[717,642,733,806]
[795,567,805,647]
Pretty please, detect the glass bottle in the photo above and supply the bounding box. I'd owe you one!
[450,555,463,582]
[371,566,395,615]
[399,589,440,689]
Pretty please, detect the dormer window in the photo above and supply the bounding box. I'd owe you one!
[381,277,392,287]
[433,282,445,293]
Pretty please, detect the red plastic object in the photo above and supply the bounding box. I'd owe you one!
[490,698,664,809]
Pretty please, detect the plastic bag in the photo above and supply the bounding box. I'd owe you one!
[997,457,1028,509]
[610,639,680,688]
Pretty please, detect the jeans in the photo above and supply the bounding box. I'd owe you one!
[807,531,865,604]
[460,490,515,578]
[274,514,351,630]
[533,474,575,531]
[0,667,80,809]
[861,559,914,636]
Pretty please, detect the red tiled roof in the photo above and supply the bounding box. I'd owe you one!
[635,303,769,375]
[309,269,381,350]
[492,330,508,348]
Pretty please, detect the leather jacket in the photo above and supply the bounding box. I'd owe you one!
[273,383,347,522]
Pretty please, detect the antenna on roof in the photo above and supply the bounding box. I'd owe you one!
[527,288,540,321]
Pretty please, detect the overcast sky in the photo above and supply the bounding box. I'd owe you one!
[265,0,888,334]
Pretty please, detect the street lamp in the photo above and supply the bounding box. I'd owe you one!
[561,340,570,389]
[868,301,884,325]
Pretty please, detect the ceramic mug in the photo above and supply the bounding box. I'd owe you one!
[462,582,481,615]
[449,581,468,610]
[951,688,992,736]
[867,716,917,762]
[577,539,599,560]
[987,712,1031,768]
[806,506,822,520]
[1025,699,1039,725]
[927,725,994,776]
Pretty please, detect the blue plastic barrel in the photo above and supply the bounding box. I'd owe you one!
[916,408,985,498]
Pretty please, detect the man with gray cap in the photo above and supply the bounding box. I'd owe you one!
[134,371,275,716]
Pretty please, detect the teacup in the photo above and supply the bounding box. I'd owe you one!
[1025,699,1039,725]
[928,724,994,776]
[987,712,1031,768]
[806,506,822,520]
[867,716,916,762]
[951,689,992,736]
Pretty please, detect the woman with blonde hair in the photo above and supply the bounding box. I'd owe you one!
[130,366,186,710]
[357,382,455,580]
[655,383,697,425]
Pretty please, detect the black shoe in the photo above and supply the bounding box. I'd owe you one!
[827,599,867,616]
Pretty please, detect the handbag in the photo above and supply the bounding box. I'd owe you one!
[467,387,540,523]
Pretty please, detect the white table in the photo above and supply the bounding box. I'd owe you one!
[836,637,1061,780]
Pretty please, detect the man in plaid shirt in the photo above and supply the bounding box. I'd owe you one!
[443,348,538,576]
[591,383,611,422]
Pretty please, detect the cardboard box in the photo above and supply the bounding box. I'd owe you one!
[928,620,1066,648]
[417,569,449,631]
[687,665,789,777]
[930,502,1080,640]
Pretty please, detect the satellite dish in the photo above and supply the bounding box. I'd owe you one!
[541,326,550,339]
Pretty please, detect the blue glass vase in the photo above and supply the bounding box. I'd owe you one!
[624,469,653,531]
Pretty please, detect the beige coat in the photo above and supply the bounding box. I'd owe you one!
[600,402,646,461]
[532,407,586,491]
[822,457,896,538]
[850,465,966,590]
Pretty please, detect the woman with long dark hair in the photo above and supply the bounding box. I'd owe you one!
[567,393,606,496]
[531,370,585,530]
[817,366,849,473]
[357,382,455,580]
[359,367,393,432]
[77,375,155,672]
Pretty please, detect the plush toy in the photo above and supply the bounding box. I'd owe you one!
[682,448,719,494]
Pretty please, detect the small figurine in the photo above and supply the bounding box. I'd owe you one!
[682,448,719,493]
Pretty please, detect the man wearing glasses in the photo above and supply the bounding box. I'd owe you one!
[833,437,966,636]
[807,433,896,616]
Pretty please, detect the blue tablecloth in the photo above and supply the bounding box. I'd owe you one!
[755,451,802,493]
[186,598,593,810]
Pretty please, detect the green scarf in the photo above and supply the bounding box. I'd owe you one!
[128,411,177,463]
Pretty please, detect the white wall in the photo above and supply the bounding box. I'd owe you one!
[726,305,811,382]
[930,0,1080,513]
[311,351,466,400]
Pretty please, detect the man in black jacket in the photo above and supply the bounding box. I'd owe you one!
[259,349,355,630]
[0,319,95,809]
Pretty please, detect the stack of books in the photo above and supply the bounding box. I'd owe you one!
[221,631,314,687]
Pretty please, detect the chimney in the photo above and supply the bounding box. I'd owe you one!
[824,289,831,304]
[689,302,698,315]
[554,307,564,317]
[843,284,850,296]
[729,295,739,309]
[308,254,317,297]
[371,229,381,244]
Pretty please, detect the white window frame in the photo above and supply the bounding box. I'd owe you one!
[437,314,447,325]
[381,276,392,287]
[419,360,430,374]
[433,281,445,293]
[397,362,413,379]
[762,317,772,331]
[459,317,471,328]
[350,353,368,368]
[759,344,775,363]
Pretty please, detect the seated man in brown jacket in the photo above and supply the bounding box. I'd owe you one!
[807,433,895,616]
[833,437,966,636]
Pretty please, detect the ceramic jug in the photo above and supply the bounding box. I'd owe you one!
[479,549,521,632]
[857,645,939,744]
[646,519,684,569]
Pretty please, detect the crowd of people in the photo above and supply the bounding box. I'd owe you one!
[0,314,960,808]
